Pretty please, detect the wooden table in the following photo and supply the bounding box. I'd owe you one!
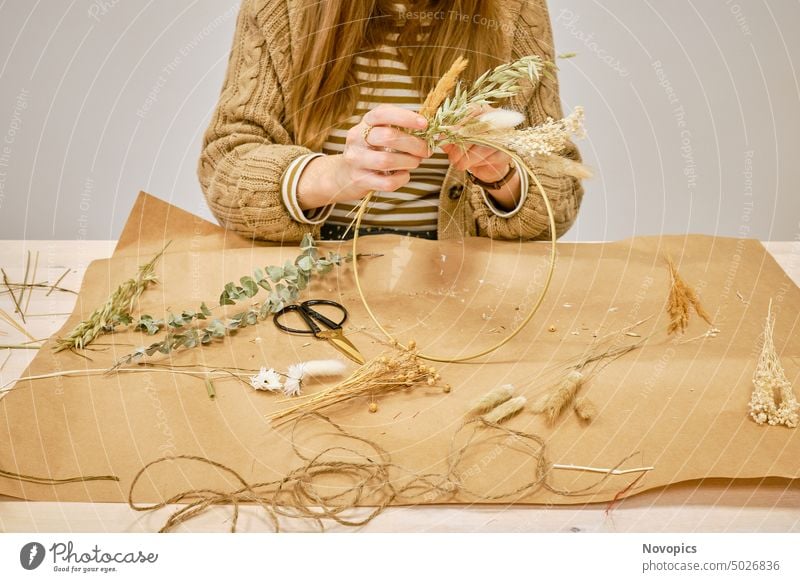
[1,240,798,532]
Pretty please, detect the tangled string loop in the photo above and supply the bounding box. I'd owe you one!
[128,413,643,532]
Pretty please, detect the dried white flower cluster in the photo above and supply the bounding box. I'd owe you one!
[496,106,585,158]
[250,359,348,398]
[250,367,283,392]
[748,302,799,428]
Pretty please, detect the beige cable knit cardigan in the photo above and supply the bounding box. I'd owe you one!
[198,0,584,242]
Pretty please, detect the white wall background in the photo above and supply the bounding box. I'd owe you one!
[0,0,797,241]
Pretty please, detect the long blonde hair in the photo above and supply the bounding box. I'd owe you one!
[288,0,504,150]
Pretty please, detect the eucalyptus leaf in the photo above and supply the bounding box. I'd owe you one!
[296,255,314,273]
[295,270,308,291]
[240,276,259,298]
[219,291,235,306]
[300,234,315,252]
[207,320,227,337]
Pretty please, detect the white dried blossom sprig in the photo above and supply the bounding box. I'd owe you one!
[250,359,348,397]
[748,300,799,428]
[494,106,585,158]
[250,367,283,392]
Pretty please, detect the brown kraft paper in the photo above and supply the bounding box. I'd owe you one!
[0,192,798,506]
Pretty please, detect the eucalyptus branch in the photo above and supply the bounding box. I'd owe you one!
[112,235,353,368]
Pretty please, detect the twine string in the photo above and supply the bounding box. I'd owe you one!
[0,468,119,486]
[127,413,650,532]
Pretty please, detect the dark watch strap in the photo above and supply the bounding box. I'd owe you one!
[466,163,516,190]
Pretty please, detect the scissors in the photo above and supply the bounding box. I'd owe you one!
[273,299,366,365]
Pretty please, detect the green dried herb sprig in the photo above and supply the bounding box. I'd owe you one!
[113,235,352,368]
[413,55,555,151]
[54,242,171,352]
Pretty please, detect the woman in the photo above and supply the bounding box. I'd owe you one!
[198,0,584,242]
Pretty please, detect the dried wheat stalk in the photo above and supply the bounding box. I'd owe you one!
[665,255,712,335]
[419,55,469,118]
[266,340,443,424]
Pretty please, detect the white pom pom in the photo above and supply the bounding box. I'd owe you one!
[478,108,525,130]
[299,359,349,379]
[277,360,349,398]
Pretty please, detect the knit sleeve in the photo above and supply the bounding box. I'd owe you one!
[280,153,335,224]
[468,0,585,241]
[197,0,320,242]
[476,159,530,218]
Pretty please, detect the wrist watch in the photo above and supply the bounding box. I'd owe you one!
[466,163,516,190]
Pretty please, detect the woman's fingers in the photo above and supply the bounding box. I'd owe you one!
[460,145,503,168]
[348,104,432,158]
[344,146,422,172]
[363,104,428,130]
[447,144,510,171]
[360,125,431,157]
[351,168,412,194]
[447,144,478,171]
[443,142,513,183]
[335,104,431,200]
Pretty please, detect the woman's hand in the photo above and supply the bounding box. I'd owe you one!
[339,105,432,199]
[297,105,431,210]
[441,142,522,212]
[437,102,528,212]
[440,102,516,183]
[440,143,512,183]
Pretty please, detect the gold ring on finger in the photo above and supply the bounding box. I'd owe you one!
[362,124,377,148]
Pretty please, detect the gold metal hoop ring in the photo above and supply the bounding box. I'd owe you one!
[351,137,558,363]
